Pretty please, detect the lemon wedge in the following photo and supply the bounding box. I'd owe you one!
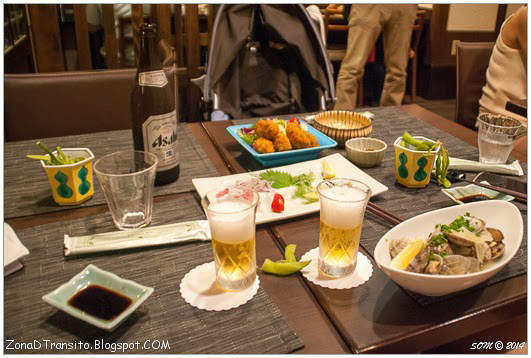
[390,239,425,270]
[322,160,336,179]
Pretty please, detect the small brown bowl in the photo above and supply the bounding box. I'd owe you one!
[345,137,387,168]
[313,110,372,147]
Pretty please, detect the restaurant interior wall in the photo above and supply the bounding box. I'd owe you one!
[418,3,513,100]
[6,4,216,122]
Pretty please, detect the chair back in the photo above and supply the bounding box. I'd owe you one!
[4,67,177,142]
[455,41,495,129]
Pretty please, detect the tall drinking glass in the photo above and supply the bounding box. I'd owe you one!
[477,113,522,164]
[201,188,259,291]
[317,179,371,277]
[94,150,157,230]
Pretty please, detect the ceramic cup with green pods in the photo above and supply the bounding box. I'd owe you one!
[393,136,440,188]
[41,148,95,205]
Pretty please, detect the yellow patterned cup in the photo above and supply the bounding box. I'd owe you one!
[393,136,440,188]
[41,148,95,205]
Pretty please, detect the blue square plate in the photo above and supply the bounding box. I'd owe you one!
[227,122,338,167]
[42,264,154,331]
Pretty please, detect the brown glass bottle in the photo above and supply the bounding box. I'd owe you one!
[131,23,179,186]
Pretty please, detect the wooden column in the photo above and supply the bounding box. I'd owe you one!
[72,5,92,70]
[102,4,118,69]
[27,4,65,72]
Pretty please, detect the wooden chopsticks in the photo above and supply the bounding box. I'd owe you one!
[366,202,403,226]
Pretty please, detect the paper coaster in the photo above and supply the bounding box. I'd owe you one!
[300,248,373,289]
[180,261,260,311]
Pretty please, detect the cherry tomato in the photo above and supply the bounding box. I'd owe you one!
[271,193,285,213]
[289,117,300,125]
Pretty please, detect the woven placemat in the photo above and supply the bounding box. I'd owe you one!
[4,125,219,219]
[4,194,303,354]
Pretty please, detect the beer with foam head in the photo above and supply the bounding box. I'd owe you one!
[317,179,371,277]
[202,190,258,291]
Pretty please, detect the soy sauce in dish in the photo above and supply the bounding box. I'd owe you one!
[457,194,491,203]
[68,285,132,320]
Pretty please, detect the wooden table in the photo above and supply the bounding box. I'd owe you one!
[6,104,526,354]
[194,104,527,353]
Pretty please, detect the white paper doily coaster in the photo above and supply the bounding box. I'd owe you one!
[300,248,373,289]
[180,261,259,311]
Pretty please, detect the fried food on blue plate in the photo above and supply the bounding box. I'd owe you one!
[256,119,280,140]
[306,132,320,147]
[273,132,292,151]
[286,122,310,149]
[252,137,275,153]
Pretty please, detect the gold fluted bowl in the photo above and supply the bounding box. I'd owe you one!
[313,111,373,147]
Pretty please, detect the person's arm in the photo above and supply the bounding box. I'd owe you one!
[501,5,527,68]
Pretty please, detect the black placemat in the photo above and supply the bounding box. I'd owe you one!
[4,125,220,219]
[4,194,303,354]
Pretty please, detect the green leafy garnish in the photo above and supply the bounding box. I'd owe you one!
[440,215,476,233]
[429,233,448,247]
[260,170,295,188]
[237,129,258,146]
[260,170,318,203]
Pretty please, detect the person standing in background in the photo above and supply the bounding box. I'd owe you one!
[332,4,417,110]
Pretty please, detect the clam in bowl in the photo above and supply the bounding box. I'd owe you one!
[373,200,523,296]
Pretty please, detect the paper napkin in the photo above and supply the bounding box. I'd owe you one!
[4,223,29,276]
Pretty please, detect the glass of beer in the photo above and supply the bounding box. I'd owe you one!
[201,188,259,291]
[317,178,371,277]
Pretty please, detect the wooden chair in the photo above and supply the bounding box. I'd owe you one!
[455,42,495,130]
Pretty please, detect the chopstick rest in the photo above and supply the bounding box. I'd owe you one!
[180,262,260,311]
[64,220,211,256]
[299,248,373,289]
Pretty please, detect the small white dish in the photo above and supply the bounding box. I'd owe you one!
[374,201,523,296]
[42,264,153,331]
[442,180,514,205]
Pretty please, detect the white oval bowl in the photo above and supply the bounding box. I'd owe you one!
[374,200,523,296]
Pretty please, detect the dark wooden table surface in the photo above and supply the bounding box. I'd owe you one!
[194,104,527,354]
[6,104,526,354]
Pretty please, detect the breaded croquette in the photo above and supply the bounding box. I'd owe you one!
[305,132,320,147]
[286,122,310,149]
[273,132,292,151]
[252,137,275,153]
[256,119,280,140]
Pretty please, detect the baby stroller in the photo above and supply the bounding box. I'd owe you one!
[200,4,335,120]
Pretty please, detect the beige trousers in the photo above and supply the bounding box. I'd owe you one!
[335,5,417,110]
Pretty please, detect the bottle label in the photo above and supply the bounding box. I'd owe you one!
[142,110,179,171]
[138,70,168,88]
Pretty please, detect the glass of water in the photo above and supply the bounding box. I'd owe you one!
[94,150,158,230]
[477,113,522,164]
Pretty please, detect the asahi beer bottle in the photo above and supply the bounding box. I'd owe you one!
[131,23,179,186]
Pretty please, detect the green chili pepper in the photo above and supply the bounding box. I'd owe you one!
[440,148,451,188]
[284,244,297,262]
[260,259,310,276]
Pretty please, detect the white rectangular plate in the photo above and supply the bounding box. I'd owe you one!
[192,153,388,225]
